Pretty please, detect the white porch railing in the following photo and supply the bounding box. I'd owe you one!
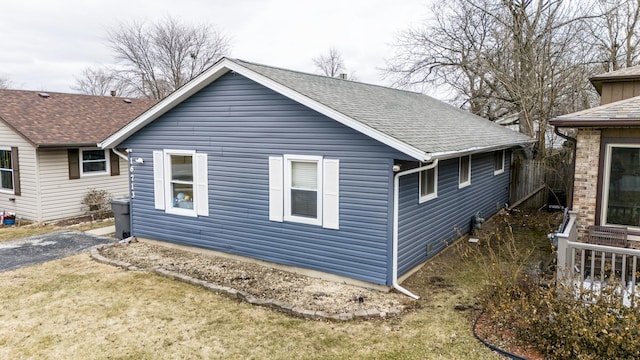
[556,212,640,301]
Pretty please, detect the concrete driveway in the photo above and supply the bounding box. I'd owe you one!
[0,230,115,272]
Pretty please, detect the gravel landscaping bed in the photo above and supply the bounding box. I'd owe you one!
[97,240,416,320]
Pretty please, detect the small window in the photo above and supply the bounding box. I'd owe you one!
[153,149,208,217]
[494,150,505,175]
[169,154,194,210]
[459,155,471,188]
[80,148,109,176]
[284,155,323,226]
[0,149,13,192]
[419,164,438,203]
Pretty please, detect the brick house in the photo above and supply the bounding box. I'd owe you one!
[551,66,640,241]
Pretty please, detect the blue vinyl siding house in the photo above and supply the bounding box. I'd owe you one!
[100,58,532,296]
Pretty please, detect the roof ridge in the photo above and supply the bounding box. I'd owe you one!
[0,88,155,101]
[231,58,427,97]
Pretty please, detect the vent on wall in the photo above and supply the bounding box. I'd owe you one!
[426,243,434,256]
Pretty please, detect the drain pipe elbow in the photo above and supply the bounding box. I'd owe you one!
[111,148,129,161]
[392,159,439,300]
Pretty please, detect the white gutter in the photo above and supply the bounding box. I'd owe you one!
[392,159,438,299]
[425,141,533,161]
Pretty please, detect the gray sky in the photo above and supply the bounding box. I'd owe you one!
[0,0,431,93]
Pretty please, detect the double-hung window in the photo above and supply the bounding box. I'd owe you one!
[152,150,209,217]
[602,144,640,228]
[269,154,339,229]
[0,149,14,192]
[284,155,323,225]
[459,155,471,188]
[80,148,109,176]
[419,164,438,203]
[494,150,505,175]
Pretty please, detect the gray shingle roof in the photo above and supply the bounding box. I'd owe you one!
[590,65,640,80]
[551,95,640,127]
[234,59,533,157]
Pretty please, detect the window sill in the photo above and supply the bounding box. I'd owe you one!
[284,214,322,226]
[458,181,471,189]
[80,172,110,178]
[165,207,198,218]
[419,194,437,203]
[493,169,505,176]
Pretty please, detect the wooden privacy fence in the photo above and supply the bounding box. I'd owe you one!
[510,158,545,209]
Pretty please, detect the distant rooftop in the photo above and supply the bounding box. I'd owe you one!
[0,90,157,147]
[590,65,640,94]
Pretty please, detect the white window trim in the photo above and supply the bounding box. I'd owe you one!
[0,147,13,194]
[601,143,640,229]
[459,155,471,188]
[419,164,438,203]
[494,150,505,175]
[164,149,197,217]
[79,147,110,177]
[283,154,323,226]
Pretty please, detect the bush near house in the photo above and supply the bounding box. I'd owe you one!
[473,213,640,359]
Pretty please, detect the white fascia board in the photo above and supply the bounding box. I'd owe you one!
[98,59,235,149]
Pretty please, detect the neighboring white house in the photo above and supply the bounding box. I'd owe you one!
[0,89,156,222]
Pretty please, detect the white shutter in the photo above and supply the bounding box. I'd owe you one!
[269,156,283,222]
[195,153,209,216]
[322,159,339,229]
[152,151,165,210]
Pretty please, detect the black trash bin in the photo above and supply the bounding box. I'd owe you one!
[111,198,130,239]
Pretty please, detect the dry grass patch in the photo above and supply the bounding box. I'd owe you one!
[0,253,500,359]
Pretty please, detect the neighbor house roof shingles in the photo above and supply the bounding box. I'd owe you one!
[0,89,157,147]
[551,95,640,127]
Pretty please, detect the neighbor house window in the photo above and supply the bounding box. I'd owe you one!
[459,155,471,188]
[419,164,438,203]
[494,150,505,175]
[602,144,640,228]
[80,148,109,176]
[152,149,209,217]
[268,155,340,229]
[0,149,14,192]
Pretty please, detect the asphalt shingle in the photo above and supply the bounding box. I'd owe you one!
[235,59,532,155]
[0,90,157,147]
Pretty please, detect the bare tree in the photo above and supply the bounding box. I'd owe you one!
[588,0,640,71]
[76,16,230,99]
[72,67,125,96]
[0,77,11,89]
[386,0,598,157]
[312,48,357,79]
[313,48,346,77]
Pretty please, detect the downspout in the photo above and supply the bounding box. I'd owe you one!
[111,148,129,161]
[392,159,438,300]
[554,127,576,208]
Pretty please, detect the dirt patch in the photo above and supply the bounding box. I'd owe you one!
[99,242,416,317]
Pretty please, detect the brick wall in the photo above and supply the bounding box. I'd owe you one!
[572,128,601,240]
